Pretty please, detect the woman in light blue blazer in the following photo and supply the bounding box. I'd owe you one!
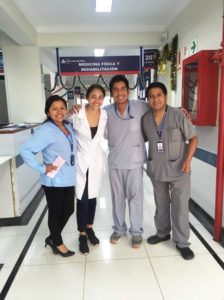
[20,95,77,257]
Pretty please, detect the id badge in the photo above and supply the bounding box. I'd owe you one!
[70,154,75,166]
[157,141,164,152]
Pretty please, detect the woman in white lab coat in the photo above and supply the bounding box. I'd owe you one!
[68,84,107,254]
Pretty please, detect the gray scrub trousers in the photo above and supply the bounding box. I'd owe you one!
[141,106,197,248]
[105,100,149,235]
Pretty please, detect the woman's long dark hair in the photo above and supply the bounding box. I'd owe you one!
[44,95,67,123]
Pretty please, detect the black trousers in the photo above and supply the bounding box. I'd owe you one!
[42,186,75,246]
[76,171,97,232]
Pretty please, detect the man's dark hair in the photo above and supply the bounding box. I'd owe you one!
[146,82,167,98]
[86,84,105,99]
[109,75,129,93]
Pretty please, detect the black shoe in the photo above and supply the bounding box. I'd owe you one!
[147,234,171,244]
[45,236,52,247]
[79,235,89,255]
[176,245,194,260]
[45,236,54,253]
[86,228,100,245]
[53,246,75,257]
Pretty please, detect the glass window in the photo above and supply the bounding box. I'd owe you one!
[184,61,198,119]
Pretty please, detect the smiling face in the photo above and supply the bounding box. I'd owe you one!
[147,87,168,112]
[87,88,104,110]
[111,81,130,105]
[47,100,67,125]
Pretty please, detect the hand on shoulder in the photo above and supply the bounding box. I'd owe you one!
[180,107,191,120]
[69,104,82,114]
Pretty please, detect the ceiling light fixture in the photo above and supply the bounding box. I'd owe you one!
[96,0,112,12]
[94,49,105,56]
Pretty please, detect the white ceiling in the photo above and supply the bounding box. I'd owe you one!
[13,0,192,33]
[1,0,192,89]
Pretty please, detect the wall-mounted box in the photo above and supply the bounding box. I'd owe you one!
[182,50,219,126]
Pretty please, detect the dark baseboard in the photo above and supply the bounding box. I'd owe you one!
[189,198,224,247]
[0,188,45,227]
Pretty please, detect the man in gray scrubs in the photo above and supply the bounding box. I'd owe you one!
[141,82,198,259]
[105,75,149,248]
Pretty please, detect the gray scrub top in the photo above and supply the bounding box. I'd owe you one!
[104,100,149,170]
[141,105,197,182]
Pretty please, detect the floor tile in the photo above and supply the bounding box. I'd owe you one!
[219,252,224,262]
[150,254,224,300]
[22,232,85,266]
[6,263,85,300]
[0,166,223,300]
[84,258,163,300]
[143,229,209,258]
[0,266,12,292]
[86,230,148,262]
[35,214,52,235]
[0,199,46,237]
[193,224,224,254]
[0,224,33,237]
[0,235,29,267]
[91,208,114,231]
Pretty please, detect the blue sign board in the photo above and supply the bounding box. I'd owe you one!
[0,52,4,73]
[60,56,140,75]
[144,49,157,69]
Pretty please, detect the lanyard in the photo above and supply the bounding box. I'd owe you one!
[51,121,75,165]
[114,101,134,120]
[152,105,168,140]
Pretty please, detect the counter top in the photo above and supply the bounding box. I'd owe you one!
[0,124,40,156]
[0,156,13,165]
[0,124,39,134]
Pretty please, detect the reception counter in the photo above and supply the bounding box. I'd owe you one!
[0,125,43,225]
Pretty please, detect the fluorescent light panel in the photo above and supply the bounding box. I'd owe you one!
[96,0,112,12]
[94,49,105,56]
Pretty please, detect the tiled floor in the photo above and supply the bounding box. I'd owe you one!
[0,173,224,300]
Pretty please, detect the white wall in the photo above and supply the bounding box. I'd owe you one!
[40,49,57,74]
[157,61,175,106]
[3,45,45,123]
[37,32,161,48]
[166,0,223,222]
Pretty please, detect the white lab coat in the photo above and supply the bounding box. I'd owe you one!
[68,108,107,199]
